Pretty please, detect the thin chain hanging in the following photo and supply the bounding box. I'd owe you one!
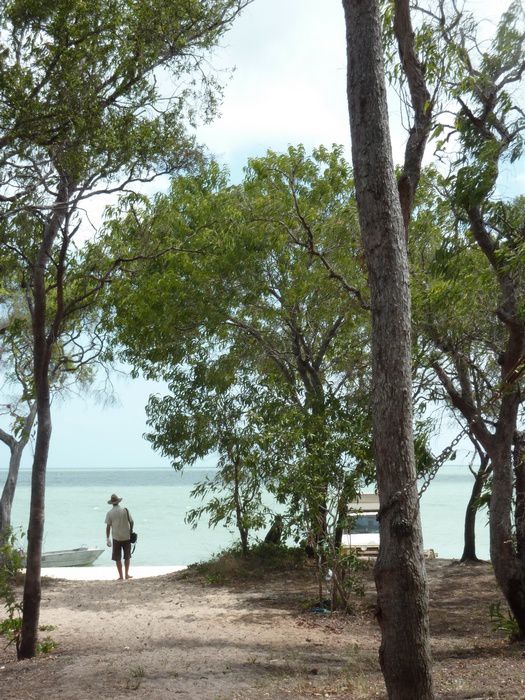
[378,355,525,518]
[417,355,525,499]
[417,426,468,497]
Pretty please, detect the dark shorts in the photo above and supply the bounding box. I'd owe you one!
[112,539,131,561]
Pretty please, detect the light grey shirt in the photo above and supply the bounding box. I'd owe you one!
[105,505,133,541]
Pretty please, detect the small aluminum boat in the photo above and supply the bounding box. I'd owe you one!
[38,547,104,567]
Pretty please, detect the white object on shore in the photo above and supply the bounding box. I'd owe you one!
[21,547,104,568]
[38,565,187,580]
[341,494,381,556]
[41,547,104,567]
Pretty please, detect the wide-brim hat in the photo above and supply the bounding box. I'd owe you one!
[108,494,122,505]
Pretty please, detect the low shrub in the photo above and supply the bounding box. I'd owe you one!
[186,542,309,583]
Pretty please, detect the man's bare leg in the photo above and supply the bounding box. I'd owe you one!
[116,560,124,580]
[125,558,132,579]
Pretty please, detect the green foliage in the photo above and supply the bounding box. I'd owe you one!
[0,0,251,661]
[320,544,365,614]
[180,372,273,551]
[303,486,366,614]
[0,0,253,370]
[0,532,59,655]
[489,601,521,641]
[401,3,525,579]
[0,528,24,651]
[0,0,249,179]
[0,616,21,646]
[103,145,375,544]
[381,0,459,99]
[36,637,57,654]
[409,166,510,429]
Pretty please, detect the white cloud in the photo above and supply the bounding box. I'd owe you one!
[197,0,352,174]
[197,0,515,178]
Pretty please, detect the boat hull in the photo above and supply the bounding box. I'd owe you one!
[33,547,104,567]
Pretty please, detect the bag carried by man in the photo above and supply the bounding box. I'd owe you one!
[125,508,138,545]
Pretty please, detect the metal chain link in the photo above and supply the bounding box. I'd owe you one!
[378,355,525,519]
[417,425,468,497]
[417,355,525,499]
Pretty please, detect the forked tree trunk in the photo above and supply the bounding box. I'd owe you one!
[0,404,38,539]
[342,1,434,697]
[435,371,525,635]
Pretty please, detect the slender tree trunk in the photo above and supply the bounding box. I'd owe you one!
[460,454,490,563]
[0,404,38,539]
[0,443,23,539]
[232,454,249,556]
[342,2,434,697]
[19,302,52,659]
[18,393,51,658]
[239,526,249,557]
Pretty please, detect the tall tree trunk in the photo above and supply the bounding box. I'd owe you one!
[342,2,434,697]
[19,298,53,659]
[0,404,38,539]
[460,454,490,563]
[18,177,71,659]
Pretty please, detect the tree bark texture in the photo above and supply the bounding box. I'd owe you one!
[18,395,50,659]
[489,396,525,638]
[18,273,53,658]
[515,432,525,561]
[342,1,434,697]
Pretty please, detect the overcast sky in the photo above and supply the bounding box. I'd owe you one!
[15,0,517,470]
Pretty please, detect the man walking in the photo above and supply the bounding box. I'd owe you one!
[105,494,133,580]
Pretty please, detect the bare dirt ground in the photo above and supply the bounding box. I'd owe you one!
[1,559,524,699]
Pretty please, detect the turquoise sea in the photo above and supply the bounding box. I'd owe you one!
[7,464,490,566]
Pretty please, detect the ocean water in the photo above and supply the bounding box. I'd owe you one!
[7,464,489,566]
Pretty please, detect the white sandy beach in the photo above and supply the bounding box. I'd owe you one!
[36,565,187,580]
